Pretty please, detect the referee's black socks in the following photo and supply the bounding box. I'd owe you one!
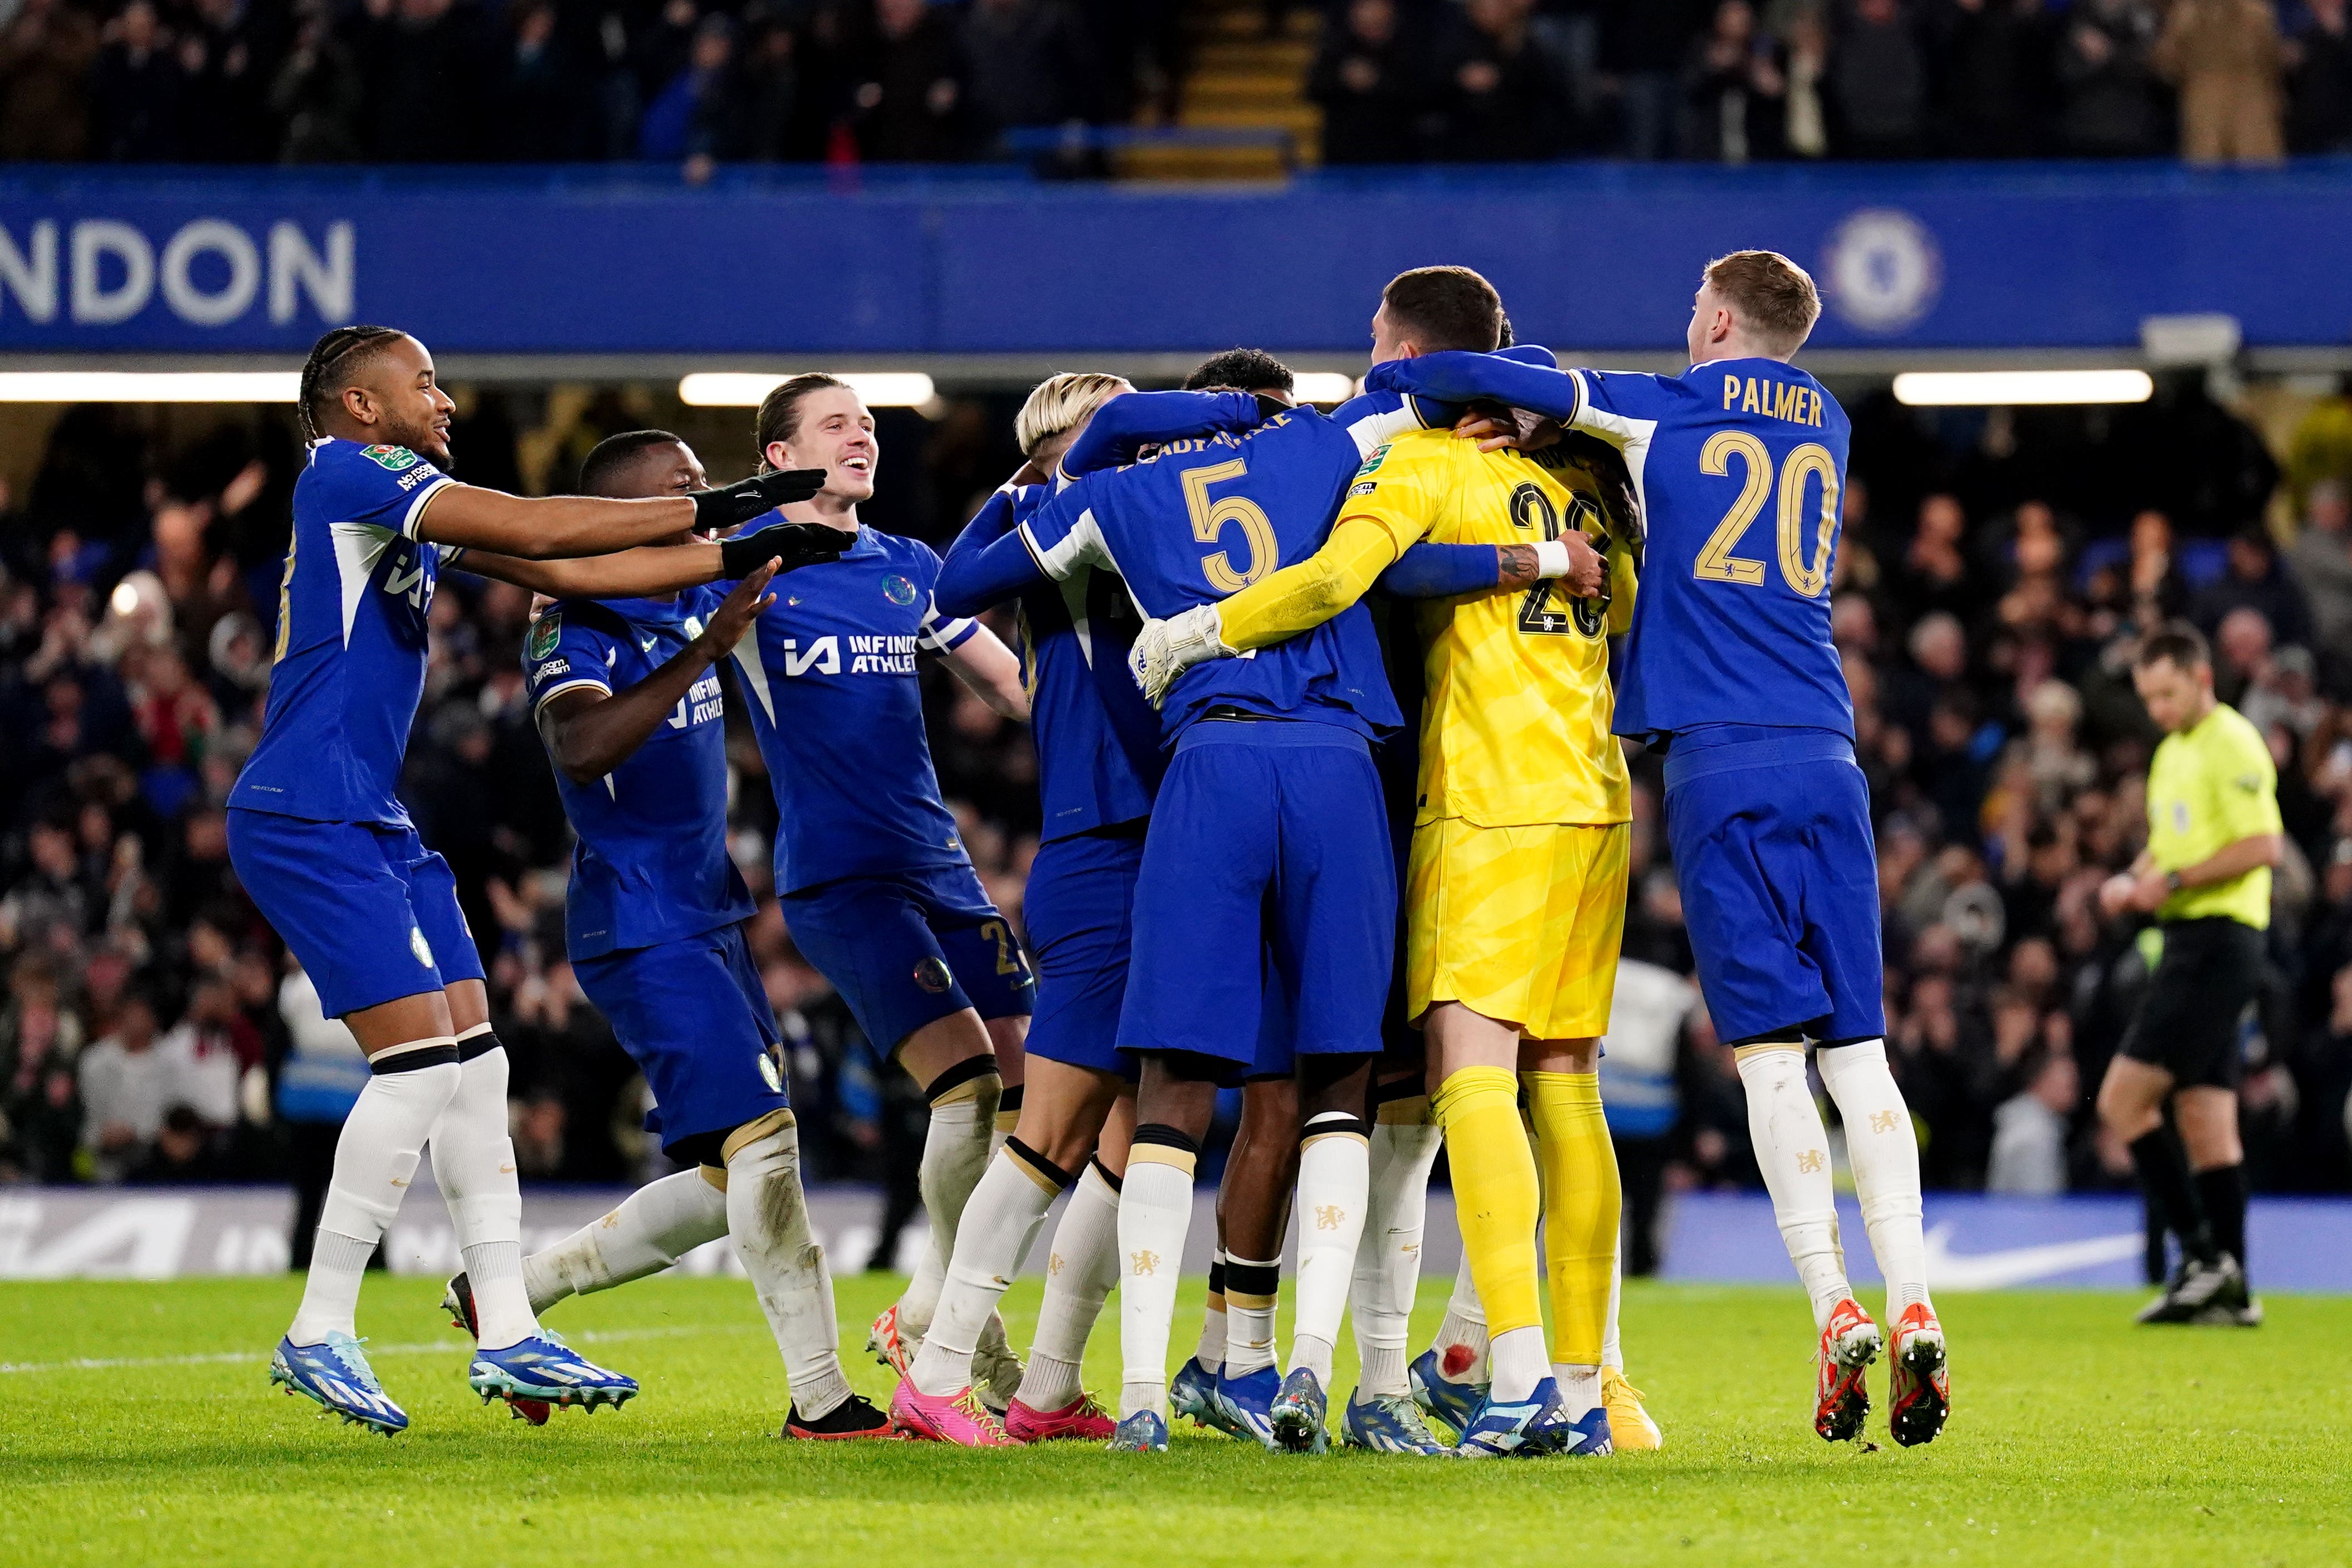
[2129,1128,2217,1266]
[2194,1162,2249,1276]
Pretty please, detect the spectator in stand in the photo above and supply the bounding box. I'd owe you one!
[177,0,279,163]
[1684,0,1786,163]
[1987,1048,2079,1194]
[2289,481,2352,660]
[1890,493,1978,633]
[2127,508,2192,629]
[0,0,99,160]
[852,0,972,163]
[77,988,173,1183]
[486,1,583,162]
[0,955,84,1184]
[2154,0,2287,165]
[1428,0,1577,160]
[1936,0,2054,156]
[2057,0,2167,157]
[1599,0,1701,159]
[963,0,1102,151]
[638,13,749,173]
[2287,0,2352,152]
[2194,525,2312,651]
[91,1,185,162]
[1308,0,1421,164]
[271,0,364,162]
[358,0,488,163]
[1831,0,1929,158]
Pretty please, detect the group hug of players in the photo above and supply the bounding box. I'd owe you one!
[234,248,1951,1458]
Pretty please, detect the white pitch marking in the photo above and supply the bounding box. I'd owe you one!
[0,1322,749,1376]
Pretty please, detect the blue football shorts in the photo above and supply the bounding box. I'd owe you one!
[780,862,1035,1057]
[1022,824,1146,1079]
[572,920,786,1160]
[227,807,485,1019]
[1120,719,1395,1067]
[1662,732,1885,1044]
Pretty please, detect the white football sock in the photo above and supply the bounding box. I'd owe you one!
[1290,1111,1370,1388]
[428,1040,537,1350]
[726,1114,850,1420]
[1817,1038,1933,1318]
[1549,1359,1603,1418]
[1221,1252,1281,1379]
[1430,1250,1490,1385]
[524,1168,730,1314]
[1018,1158,1121,1412]
[1736,1042,1853,1329]
[1193,1251,1229,1374]
[1117,1137,1198,1420]
[1350,1115,1442,1400]
[289,1049,460,1345]
[1489,1325,1550,1404]
[899,1066,1001,1335]
[1602,1244,1624,1372]
[910,1142,1066,1398]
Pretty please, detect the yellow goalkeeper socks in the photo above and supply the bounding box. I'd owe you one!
[1432,1066,1544,1398]
[1524,1070,1619,1374]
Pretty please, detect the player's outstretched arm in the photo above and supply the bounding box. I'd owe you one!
[414,468,829,560]
[1059,390,1268,479]
[1365,352,1581,423]
[533,565,779,784]
[943,623,1030,721]
[1379,538,1604,601]
[936,486,1047,618]
[462,519,847,599]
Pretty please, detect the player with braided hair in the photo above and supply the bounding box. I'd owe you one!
[243,328,843,1435]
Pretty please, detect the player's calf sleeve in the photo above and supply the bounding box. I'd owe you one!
[1193,1251,1230,1374]
[1815,1039,1931,1317]
[911,1058,1002,1315]
[2194,1162,2248,1276]
[1221,1253,1281,1379]
[1735,1042,1853,1328]
[1524,1071,1618,1379]
[1350,1106,1442,1399]
[910,1138,1071,1397]
[1291,1110,1370,1386]
[524,1166,731,1314]
[725,1110,851,1421]
[1431,1249,1491,1385]
[1118,1125,1200,1420]
[1432,1067,1545,1400]
[291,1046,461,1345]
[1019,1155,1121,1412]
[430,1033,538,1350]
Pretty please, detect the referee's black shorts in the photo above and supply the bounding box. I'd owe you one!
[2118,916,2265,1090]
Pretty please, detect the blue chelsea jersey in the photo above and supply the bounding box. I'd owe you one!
[1017,402,1421,744]
[994,482,1160,840]
[725,522,981,895]
[232,437,457,825]
[1562,360,1853,741]
[523,589,756,961]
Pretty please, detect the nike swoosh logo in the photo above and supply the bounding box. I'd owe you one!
[1919,1223,2144,1288]
[639,637,657,653]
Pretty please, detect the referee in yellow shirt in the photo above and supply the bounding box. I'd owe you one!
[2096,622,2280,1328]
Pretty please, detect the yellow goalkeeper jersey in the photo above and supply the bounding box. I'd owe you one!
[1342,427,1636,829]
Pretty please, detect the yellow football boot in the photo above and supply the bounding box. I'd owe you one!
[1602,1367,1661,1451]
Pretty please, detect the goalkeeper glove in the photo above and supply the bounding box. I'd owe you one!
[690,467,829,533]
[1128,603,1236,709]
[718,520,849,579]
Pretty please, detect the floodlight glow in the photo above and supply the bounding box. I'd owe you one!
[0,372,300,403]
[677,372,938,408]
[1891,370,2153,407]
[1290,373,1358,405]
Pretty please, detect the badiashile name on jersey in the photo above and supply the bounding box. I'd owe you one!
[1720,374,1825,426]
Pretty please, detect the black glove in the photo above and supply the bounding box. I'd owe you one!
[719,520,848,580]
[690,468,828,533]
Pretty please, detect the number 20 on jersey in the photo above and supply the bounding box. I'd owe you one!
[1692,432,1841,599]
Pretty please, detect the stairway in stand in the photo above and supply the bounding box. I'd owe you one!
[1116,0,1321,182]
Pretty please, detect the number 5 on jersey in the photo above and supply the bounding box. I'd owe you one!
[1182,457,1276,592]
[1693,431,1841,598]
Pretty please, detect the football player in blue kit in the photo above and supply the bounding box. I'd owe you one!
[719,375,1040,1426]
[1362,251,1949,1448]
[436,430,891,1440]
[236,327,841,1434]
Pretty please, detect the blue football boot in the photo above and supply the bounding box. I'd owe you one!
[1108,1409,1169,1452]
[1340,1388,1453,1455]
[1212,1364,1283,1449]
[1408,1346,1486,1440]
[1267,1366,1331,1454]
[1553,1403,1615,1457]
[1453,1375,1576,1459]
[1171,1356,1240,1437]
[269,1332,408,1436]
[467,1330,638,1413]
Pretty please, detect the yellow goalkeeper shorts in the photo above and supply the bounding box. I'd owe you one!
[1406,817,1630,1041]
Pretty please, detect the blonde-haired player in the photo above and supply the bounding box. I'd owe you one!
[1133,266,1640,1456]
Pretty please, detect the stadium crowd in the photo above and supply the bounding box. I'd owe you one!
[3,378,2351,1272]
[0,0,2348,171]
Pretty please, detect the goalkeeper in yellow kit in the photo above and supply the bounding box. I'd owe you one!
[1131,266,1640,1456]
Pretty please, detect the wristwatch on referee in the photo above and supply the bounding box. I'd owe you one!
[2164,870,2184,893]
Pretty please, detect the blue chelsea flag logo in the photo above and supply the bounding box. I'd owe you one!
[882,575,919,607]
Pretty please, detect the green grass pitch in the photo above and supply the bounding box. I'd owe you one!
[2,1273,2345,1567]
